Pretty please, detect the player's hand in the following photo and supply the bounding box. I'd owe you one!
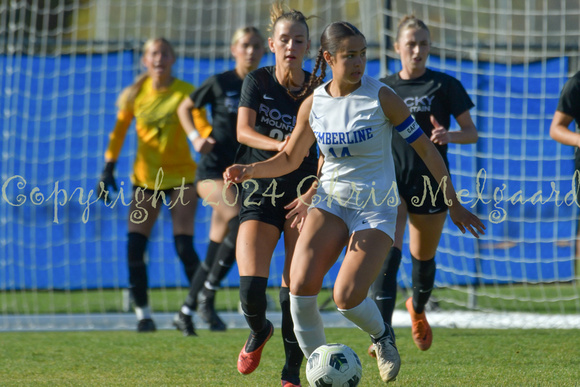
[448,203,486,238]
[97,161,117,201]
[284,186,317,232]
[193,136,216,154]
[429,115,449,145]
[285,197,309,232]
[276,136,290,152]
[223,164,254,184]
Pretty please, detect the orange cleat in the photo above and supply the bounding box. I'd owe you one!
[406,297,432,351]
[237,321,274,375]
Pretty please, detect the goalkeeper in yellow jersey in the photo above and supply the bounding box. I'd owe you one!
[97,37,213,332]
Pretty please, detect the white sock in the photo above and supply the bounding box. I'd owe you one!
[290,293,326,359]
[338,297,385,339]
[181,305,194,316]
[135,306,151,321]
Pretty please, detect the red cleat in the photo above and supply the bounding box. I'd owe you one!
[237,321,274,375]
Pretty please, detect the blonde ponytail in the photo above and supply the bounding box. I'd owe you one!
[116,73,148,111]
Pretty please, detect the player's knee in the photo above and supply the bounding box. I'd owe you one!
[279,286,290,306]
[174,235,199,267]
[333,282,368,310]
[239,276,268,314]
[223,216,240,247]
[127,232,148,265]
[289,278,308,296]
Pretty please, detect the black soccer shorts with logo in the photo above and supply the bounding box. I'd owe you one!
[394,149,450,215]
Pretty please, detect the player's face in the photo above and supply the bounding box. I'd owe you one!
[326,35,367,86]
[232,33,265,71]
[142,41,175,80]
[396,27,430,74]
[269,20,310,69]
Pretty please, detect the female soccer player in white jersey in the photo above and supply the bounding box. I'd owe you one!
[225,21,485,383]
[231,3,319,386]
[370,15,479,353]
[173,26,266,335]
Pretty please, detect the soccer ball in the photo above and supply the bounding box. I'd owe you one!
[305,343,362,387]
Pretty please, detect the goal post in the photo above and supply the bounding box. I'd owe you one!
[0,0,387,330]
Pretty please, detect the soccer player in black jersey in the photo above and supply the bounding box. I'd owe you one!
[369,15,479,353]
[550,71,580,259]
[232,3,319,386]
[174,27,265,334]
[550,71,580,172]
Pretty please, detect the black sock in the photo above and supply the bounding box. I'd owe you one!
[371,246,402,326]
[127,232,149,307]
[204,240,222,271]
[184,240,220,309]
[411,255,436,314]
[280,287,303,376]
[207,217,239,285]
[174,234,200,283]
[239,276,268,334]
[200,287,216,305]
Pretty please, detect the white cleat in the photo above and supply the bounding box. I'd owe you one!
[373,325,401,382]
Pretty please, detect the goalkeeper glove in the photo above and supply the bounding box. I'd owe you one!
[97,161,118,201]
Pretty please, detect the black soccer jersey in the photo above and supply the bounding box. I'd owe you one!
[381,69,474,186]
[190,70,244,180]
[237,66,318,173]
[557,71,580,127]
[556,71,580,170]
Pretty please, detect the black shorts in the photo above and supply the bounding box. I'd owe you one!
[238,169,317,232]
[132,184,195,204]
[394,147,450,215]
[398,175,448,215]
[195,156,230,182]
[395,160,450,216]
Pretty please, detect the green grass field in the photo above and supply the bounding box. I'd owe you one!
[1,327,579,386]
[2,285,579,385]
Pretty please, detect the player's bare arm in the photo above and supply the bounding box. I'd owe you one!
[379,86,485,238]
[225,95,316,183]
[177,97,216,154]
[237,106,288,152]
[550,110,580,147]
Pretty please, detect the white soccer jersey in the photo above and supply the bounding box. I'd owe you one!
[309,75,399,210]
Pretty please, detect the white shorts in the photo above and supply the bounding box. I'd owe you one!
[312,199,397,241]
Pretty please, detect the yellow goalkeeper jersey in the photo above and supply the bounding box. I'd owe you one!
[105,77,212,190]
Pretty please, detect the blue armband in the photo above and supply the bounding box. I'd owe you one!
[395,115,423,144]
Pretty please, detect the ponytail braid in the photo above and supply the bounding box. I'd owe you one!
[297,47,326,98]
